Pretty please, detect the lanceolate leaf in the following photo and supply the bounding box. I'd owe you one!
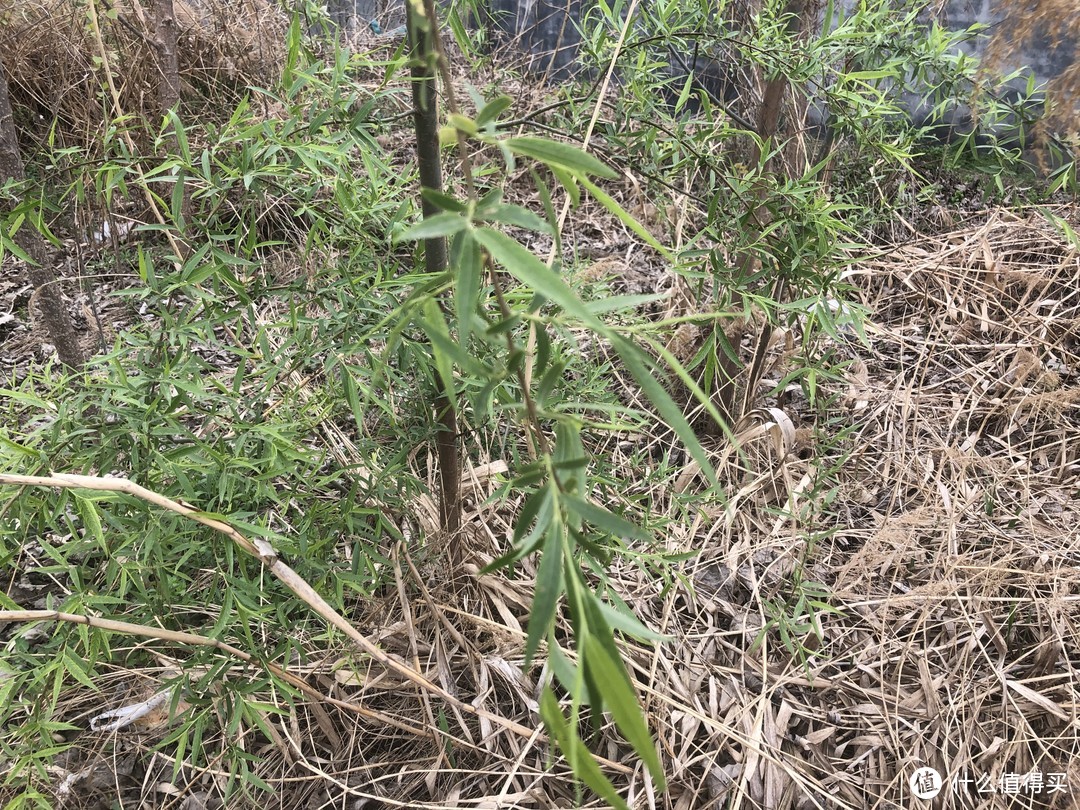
[505,136,617,179]
[395,211,469,242]
[512,485,553,546]
[539,689,628,810]
[451,231,481,349]
[417,305,491,378]
[476,226,716,484]
[476,94,513,127]
[548,641,590,704]
[419,299,457,398]
[480,203,553,233]
[641,333,731,443]
[549,165,581,207]
[525,521,564,665]
[562,495,651,542]
[578,177,670,258]
[581,632,666,790]
[420,187,467,212]
[596,598,671,643]
[610,335,718,483]
[473,228,603,331]
[73,494,105,550]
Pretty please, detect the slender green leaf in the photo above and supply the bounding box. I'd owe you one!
[395,212,469,242]
[0,233,34,264]
[554,420,584,465]
[0,389,56,411]
[535,358,567,406]
[485,313,522,336]
[420,188,467,212]
[534,324,552,378]
[512,485,553,546]
[474,228,604,331]
[539,689,628,810]
[525,522,564,664]
[610,335,717,482]
[73,494,105,551]
[481,488,553,572]
[561,495,650,541]
[639,334,730,439]
[475,188,504,214]
[480,203,553,233]
[452,231,482,348]
[549,165,580,207]
[340,366,363,435]
[420,299,457,397]
[476,95,513,127]
[548,641,590,703]
[448,113,478,136]
[845,69,897,80]
[596,599,671,643]
[417,307,491,378]
[61,648,97,690]
[579,177,670,258]
[581,632,666,789]
[505,136,617,179]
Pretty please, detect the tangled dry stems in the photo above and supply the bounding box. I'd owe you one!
[4,4,1080,807]
[1,0,284,154]
[14,206,1078,809]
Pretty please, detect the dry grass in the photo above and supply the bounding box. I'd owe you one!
[24,206,1080,809]
[1,0,284,153]
[5,5,1080,807]
[984,0,1080,143]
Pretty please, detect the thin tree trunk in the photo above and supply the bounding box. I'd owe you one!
[154,0,181,116]
[0,56,84,369]
[407,2,463,566]
[154,0,190,231]
[713,0,805,422]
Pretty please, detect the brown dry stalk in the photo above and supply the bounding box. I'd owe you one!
[0,53,85,369]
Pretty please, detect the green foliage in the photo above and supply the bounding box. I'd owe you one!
[0,0,1070,806]
[398,97,678,795]
[0,26,419,805]
[753,568,844,677]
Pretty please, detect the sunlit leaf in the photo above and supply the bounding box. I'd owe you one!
[505,136,617,179]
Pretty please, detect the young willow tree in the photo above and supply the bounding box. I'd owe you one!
[398,0,723,802]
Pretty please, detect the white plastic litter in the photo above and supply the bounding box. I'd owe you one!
[89,689,172,732]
